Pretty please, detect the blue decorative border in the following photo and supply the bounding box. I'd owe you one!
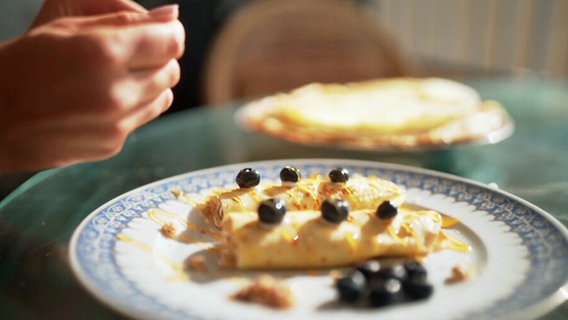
[71,159,568,320]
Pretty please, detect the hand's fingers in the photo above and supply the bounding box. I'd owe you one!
[125,19,185,69]
[39,58,179,124]
[31,0,148,28]
[82,0,148,15]
[127,59,181,105]
[73,6,185,69]
[119,89,174,133]
[76,4,179,27]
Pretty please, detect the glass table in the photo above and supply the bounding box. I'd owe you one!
[1,76,567,319]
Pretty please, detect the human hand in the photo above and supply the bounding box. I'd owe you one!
[0,5,185,175]
[32,0,147,27]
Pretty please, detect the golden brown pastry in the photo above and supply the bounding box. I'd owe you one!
[221,207,444,269]
[238,78,513,149]
[190,167,468,270]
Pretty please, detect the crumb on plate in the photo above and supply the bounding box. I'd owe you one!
[185,254,208,272]
[160,222,176,238]
[231,274,294,309]
[445,264,472,283]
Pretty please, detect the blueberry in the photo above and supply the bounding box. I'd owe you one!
[280,166,302,183]
[337,261,435,308]
[369,277,403,307]
[321,199,349,223]
[257,198,286,224]
[236,168,261,188]
[403,277,434,301]
[403,260,428,281]
[376,264,407,283]
[376,201,398,219]
[355,260,381,280]
[329,168,350,183]
[336,270,367,304]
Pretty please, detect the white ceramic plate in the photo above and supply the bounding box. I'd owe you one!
[70,159,568,320]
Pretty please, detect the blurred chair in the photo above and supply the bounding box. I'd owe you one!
[202,0,418,105]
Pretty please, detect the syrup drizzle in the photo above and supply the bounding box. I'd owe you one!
[116,208,221,281]
[148,209,221,240]
[116,233,185,273]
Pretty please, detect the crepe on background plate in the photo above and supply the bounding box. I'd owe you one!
[237,77,514,150]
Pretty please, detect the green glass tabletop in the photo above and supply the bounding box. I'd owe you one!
[1,76,567,319]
